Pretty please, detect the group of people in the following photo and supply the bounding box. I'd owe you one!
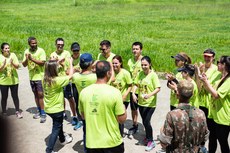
[0,37,229,153]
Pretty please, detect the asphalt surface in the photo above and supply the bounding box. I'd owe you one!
[1,67,226,153]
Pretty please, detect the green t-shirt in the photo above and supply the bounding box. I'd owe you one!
[79,84,124,148]
[0,53,19,85]
[97,52,115,62]
[43,76,69,114]
[72,72,97,93]
[22,47,46,81]
[170,72,183,107]
[134,71,161,107]
[189,80,199,108]
[50,50,71,76]
[72,54,81,72]
[199,64,221,108]
[208,77,230,126]
[110,68,133,102]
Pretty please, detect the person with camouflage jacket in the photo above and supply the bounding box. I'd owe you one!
[159,80,209,153]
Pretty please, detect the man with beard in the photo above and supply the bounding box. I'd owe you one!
[22,36,46,123]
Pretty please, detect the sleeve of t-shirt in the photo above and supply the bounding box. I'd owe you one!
[40,49,46,61]
[12,53,19,65]
[152,72,161,88]
[114,89,125,116]
[217,78,230,99]
[125,70,133,85]
[56,76,69,88]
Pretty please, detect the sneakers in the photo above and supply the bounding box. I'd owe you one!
[60,133,73,145]
[33,112,40,119]
[156,149,166,153]
[16,111,23,119]
[71,117,78,126]
[40,114,46,123]
[63,113,68,120]
[199,146,208,153]
[128,124,139,135]
[73,121,83,130]
[51,151,57,153]
[145,141,156,152]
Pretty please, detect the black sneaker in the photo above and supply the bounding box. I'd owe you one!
[128,124,139,135]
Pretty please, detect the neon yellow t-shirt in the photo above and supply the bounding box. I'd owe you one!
[22,47,46,81]
[134,71,161,107]
[209,77,230,126]
[72,54,81,72]
[0,53,19,85]
[97,52,115,62]
[79,84,124,148]
[170,72,183,107]
[199,65,221,108]
[50,50,71,76]
[189,80,199,108]
[111,68,133,102]
[72,72,97,93]
[43,76,69,114]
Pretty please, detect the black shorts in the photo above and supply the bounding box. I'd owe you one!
[64,83,73,99]
[130,93,139,111]
[86,143,124,153]
[30,80,43,93]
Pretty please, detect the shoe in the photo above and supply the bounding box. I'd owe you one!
[16,111,23,119]
[156,149,166,153]
[63,113,68,120]
[40,114,46,123]
[199,146,208,153]
[128,124,139,135]
[60,133,73,145]
[73,121,83,130]
[145,141,156,152]
[71,117,78,126]
[135,138,147,146]
[33,112,40,119]
[51,151,57,153]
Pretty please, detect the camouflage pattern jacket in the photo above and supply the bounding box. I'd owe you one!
[159,103,210,153]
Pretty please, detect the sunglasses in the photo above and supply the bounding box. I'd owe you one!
[99,48,107,51]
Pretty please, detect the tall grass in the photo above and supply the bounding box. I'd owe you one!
[0,0,230,72]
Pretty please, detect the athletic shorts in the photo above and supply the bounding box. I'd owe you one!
[30,80,43,93]
[130,93,139,111]
[64,83,73,99]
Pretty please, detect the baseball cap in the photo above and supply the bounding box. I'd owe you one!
[177,64,195,76]
[71,42,80,52]
[203,48,215,57]
[80,53,93,63]
[171,54,186,61]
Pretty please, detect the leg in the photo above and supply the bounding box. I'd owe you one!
[72,83,81,120]
[64,83,76,117]
[0,85,9,113]
[208,119,217,153]
[10,84,20,111]
[46,111,65,153]
[129,93,139,134]
[215,123,230,153]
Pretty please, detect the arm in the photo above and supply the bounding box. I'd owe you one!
[122,84,132,101]
[28,54,45,66]
[10,58,19,69]
[116,105,127,124]
[67,57,73,80]
[22,53,28,67]
[144,87,161,99]
[0,59,6,71]
[131,84,138,103]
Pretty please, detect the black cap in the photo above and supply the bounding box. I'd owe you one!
[178,64,195,76]
[71,42,80,52]
[171,54,187,62]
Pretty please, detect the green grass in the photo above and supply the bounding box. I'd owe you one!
[0,0,230,72]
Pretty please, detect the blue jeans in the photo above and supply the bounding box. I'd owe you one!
[46,111,65,153]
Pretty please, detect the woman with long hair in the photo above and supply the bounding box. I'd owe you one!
[0,42,22,118]
[199,55,230,153]
[43,58,73,153]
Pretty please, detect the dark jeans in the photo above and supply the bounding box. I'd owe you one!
[72,83,82,120]
[139,106,155,141]
[86,143,124,153]
[46,111,65,153]
[208,119,230,153]
[0,84,19,112]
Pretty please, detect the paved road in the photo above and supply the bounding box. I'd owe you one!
[1,67,225,153]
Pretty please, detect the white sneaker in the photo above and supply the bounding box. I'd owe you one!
[16,111,23,119]
[60,133,73,145]
[51,151,57,153]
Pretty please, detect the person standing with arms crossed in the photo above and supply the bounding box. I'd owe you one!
[127,41,144,135]
[22,37,46,123]
[79,61,127,153]
[0,42,22,118]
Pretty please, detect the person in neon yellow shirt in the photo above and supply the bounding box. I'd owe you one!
[127,42,144,135]
[97,40,115,62]
[199,56,230,153]
[79,61,126,153]
[22,37,46,123]
[166,52,192,110]
[111,55,132,136]
[50,38,76,121]
[0,42,22,118]
[132,56,161,152]
[43,58,73,153]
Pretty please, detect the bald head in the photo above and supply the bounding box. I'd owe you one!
[96,61,111,79]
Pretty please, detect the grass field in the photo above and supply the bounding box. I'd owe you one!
[0,0,230,72]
